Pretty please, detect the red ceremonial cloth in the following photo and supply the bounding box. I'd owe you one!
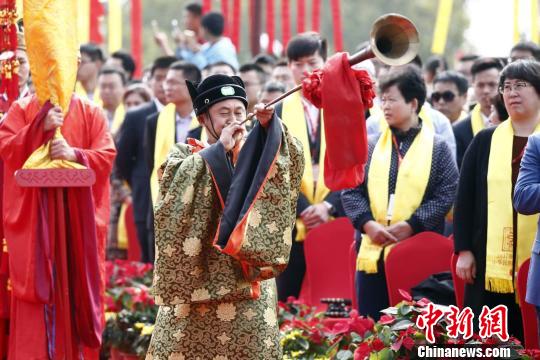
[0,95,115,359]
[302,52,375,191]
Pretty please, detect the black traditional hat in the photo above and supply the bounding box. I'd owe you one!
[186,74,248,115]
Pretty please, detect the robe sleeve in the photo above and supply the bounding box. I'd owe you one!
[219,124,305,283]
[0,99,44,169]
[152,144,236,305]
[75,105,116,237]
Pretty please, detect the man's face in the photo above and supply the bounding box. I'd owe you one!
[510,49,535,63]
[271,65,295,90]
[473,68,500,111]
[431,81,467,122]
[199,99,246,142]
[163,69,190,106]
[183,10,200,32]
[148,67,168,104]
[208,64,236,77]
[98,73,124,110]
[15,49,30,88]
[239,70,262,107]
[455,60,474,84]
[259,90,283,105]
[288,53,324,85]
[105,57,130,79]
[77,52,100,82]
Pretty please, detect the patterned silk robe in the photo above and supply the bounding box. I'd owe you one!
[147,115,304,360]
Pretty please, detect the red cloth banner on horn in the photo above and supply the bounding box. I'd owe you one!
[302,52,375,191]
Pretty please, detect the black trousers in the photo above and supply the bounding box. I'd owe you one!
[277,240,305,302]
[135,221,151,263]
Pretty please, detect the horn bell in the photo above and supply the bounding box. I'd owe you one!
[370,13,420,66]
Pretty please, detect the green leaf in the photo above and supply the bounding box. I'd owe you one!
[390,319,414,331]
[399,305,412,316]
[297,337,310,351]
[377,348,395,360]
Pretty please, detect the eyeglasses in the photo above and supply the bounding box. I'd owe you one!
[431,91,456,103]
[499,81,532,94]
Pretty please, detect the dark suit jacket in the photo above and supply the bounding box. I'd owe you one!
[115,101,158,223]
[275,103,343,217]
[452,115,474,168]
[143,111,203,177]
[143,110,203,232]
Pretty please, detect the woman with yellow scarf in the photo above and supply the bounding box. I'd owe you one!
[454,60,540,341]
[342,66,458,319]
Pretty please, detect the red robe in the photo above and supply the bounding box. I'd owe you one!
[0,95,115,359]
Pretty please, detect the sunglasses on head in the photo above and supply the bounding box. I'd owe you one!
[431,91,456,103]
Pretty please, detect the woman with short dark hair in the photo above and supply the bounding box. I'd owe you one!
[342,65,458,319]
[454,60,540,341]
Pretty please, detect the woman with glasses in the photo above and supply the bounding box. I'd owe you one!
[342,65,458,319]
[454,60,540,341]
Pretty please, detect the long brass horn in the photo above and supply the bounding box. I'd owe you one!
[348,13,420,66]
[239,13,419,126]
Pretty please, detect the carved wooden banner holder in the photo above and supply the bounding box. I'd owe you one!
[14,168,96,187]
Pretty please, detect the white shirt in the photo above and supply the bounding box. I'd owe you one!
[301,97,320,142]
[176,111,194,143]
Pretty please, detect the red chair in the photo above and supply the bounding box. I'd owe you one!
[125,202,142,262]
[450,252,465,308]
[384,232,453,306]
[517,258,539,349]
[303,217,355,309]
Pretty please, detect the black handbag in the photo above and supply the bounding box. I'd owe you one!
[411,272,456,306]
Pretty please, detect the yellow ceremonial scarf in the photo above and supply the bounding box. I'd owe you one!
[281,91,329,241]
[357,122,434,273]
[117,202,128,250]
[150,103,206,206]
[485,119,540,293]
[110,103,125,135]
[471,104,486,136]
[75,81,100,103]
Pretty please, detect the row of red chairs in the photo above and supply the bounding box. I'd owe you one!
[299,218,539,349]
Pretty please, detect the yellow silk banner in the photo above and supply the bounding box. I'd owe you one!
[431,0,453,54]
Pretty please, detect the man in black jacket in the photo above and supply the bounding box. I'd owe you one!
[453,58,502,167]
[143,61,203,262]
[114,56,176,263]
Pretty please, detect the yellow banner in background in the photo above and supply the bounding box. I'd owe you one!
[532,0,539,43]
[16,0,23,20]
[431,0,453,54]
[78,0,90,45]
[514,0,520,44]
[108,0,122,53]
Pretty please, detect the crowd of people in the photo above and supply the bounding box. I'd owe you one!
[3,1,540,358]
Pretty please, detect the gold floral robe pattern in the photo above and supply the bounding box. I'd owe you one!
[147,120,304,359]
